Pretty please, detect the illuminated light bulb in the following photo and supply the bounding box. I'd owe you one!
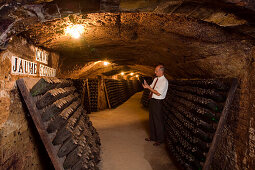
[65,25,85,39]
[136,75,139,77]
[104,61,110,66]
[130,73,134,76]
[121,72,124,75]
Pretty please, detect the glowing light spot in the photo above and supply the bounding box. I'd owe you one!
[94,61,102,64]
[121,72,124,75]
[104,61,110,66]
[136,75,139,77]
[65,25,85,39]
[130,73,134,76]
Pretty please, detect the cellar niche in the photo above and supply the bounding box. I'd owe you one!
[1,0,255,170]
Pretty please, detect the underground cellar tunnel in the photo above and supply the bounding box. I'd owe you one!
[1,0,255,169]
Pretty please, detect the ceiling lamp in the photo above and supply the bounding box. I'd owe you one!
[65,24,85,39]
[104,61,110,66]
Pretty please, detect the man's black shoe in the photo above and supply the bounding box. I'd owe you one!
[145,137,152,142]
[153,142,162,146]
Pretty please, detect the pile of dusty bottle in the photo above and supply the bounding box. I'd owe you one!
[30,78,101,170]
[140,79,230,169]
[162,79,230,169]
[105,79,141,108]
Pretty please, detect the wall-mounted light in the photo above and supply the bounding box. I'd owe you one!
[65,24,85,39]
[121,72,124,75]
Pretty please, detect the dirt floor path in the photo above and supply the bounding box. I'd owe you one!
[89,92,178,170]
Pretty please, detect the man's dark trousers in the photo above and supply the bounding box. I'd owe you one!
[149,98,164,143]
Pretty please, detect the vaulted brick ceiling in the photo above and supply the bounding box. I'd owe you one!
[1,0,255,78]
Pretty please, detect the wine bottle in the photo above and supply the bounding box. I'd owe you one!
[165,117,210,152]
[166,138,202,170]
[165,101,216,132]
[171,89,221,112]
[166,124,207,161]
[169,79,228,91]
[165,109,213,142]
[171,96,220,122]
[169,84,225,102]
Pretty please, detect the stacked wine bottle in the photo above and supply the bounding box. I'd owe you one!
[141,79,231,169]
[29,78,101,170]
[71,78,141,112]
[164,79,230,170]
[88,79,99,112]
[127,80,136,96]
[71,79,83,94]
[133,79,144,92]
[71,79,91,113]
[83,80,91,114]
[104,79,141,108]
[140,77,153,107]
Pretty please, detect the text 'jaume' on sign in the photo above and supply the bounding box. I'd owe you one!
[11,56,37,76]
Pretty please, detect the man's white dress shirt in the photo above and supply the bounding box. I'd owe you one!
[150,75,168,100]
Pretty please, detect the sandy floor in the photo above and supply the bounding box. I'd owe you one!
[89,92,179,170]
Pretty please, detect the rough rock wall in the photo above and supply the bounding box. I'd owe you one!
[0,36,59,169]
[19,12,254,79]
[207,50,255,169]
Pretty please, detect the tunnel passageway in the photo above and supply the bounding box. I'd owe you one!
[2,0,255,169]
[89,92,177,170]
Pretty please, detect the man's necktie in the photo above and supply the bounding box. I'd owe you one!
[149,78,158,99]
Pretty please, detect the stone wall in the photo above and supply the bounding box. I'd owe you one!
[0,36,59,169]
[209,51,255,169]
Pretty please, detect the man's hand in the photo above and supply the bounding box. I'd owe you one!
[143,79,161,96]
[142,80,150,89]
